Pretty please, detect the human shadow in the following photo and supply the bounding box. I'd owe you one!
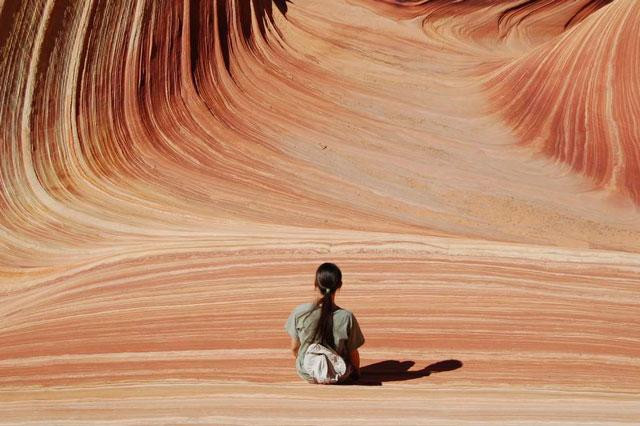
[338,359,463,386]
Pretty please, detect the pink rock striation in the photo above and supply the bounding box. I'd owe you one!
[0,0,639,424]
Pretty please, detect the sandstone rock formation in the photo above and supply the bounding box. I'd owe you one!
[1,0,638,423]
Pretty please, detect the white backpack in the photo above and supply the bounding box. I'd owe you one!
[303,342,352,384]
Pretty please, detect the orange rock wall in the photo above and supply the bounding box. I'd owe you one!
[1,0,639,423]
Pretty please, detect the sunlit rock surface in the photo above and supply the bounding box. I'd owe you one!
[1,0,639,423]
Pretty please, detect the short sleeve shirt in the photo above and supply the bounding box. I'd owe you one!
[284,302,365,381]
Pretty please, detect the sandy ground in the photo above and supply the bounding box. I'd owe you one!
[1,0,639,424]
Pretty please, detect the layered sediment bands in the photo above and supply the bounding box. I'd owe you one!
[486,0,640,204]
[353,0,614,44]
[1,235,639,423]
[1,0,639,423]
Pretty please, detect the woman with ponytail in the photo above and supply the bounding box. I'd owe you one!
[284,262,365,383]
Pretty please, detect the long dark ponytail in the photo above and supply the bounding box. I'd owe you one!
[312,262,342,350]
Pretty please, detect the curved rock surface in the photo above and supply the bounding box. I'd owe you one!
[1,0,639,424]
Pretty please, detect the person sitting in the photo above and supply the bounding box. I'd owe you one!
[284,262,365,384]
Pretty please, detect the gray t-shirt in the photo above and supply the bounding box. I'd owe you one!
[284,302,365,381]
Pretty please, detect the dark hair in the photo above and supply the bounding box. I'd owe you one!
[312,262,342,350]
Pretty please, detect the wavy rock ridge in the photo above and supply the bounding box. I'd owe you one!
[487,0,640,204]
[1,0,639,424]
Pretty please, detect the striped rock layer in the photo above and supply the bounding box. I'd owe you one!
[1,0,639,424]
